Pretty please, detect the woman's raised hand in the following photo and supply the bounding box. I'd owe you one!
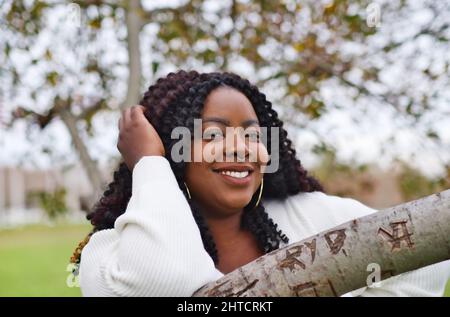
[117,105,165,170]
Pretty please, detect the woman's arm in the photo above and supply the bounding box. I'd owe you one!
[79,156,224,296]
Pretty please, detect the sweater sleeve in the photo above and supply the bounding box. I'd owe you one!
[322,193,450,297]
[79,156,224,297]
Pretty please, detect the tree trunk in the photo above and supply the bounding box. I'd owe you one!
[123,0,143,109]
[59,108,104,208]
[194,189,450,297]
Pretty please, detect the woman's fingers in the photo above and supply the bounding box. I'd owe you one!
[125,107,133,125]
[121,108,127,126]
[118,105,148,134]
[119,105,147,131]
[116,105,164,169]
[130,105,146,122]
[119,107,133,134]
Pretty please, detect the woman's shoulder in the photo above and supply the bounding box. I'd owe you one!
[263,191,379,240]
[265,190,378,218]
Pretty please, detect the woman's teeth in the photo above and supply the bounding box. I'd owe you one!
[220,170,249,178]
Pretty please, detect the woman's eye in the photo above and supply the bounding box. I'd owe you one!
[203,129,224,141]
[245,131,260,142]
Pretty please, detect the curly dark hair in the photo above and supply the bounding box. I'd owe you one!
[71,70,323,266]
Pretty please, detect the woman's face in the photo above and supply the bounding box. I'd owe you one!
[184,86,269,217]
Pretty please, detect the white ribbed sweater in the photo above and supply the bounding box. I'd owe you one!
[79,156,450,297]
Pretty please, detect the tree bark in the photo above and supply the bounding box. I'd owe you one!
[194,190,450,297]
[123,0,143,109]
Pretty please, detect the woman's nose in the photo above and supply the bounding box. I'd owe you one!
[224,130,249,161]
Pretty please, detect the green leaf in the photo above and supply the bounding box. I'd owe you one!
[46,71,59,87]
[44,49,52,61]
[152,61,160,74]
[426,130,439,140]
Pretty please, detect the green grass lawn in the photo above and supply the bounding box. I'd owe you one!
[0,222,91,297]
[0,223,449,297]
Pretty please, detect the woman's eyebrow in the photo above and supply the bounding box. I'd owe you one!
[241,119,259,127]
[203,117,230,126]
[203,117,259,127]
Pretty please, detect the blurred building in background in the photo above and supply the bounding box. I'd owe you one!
[0,163,94,227]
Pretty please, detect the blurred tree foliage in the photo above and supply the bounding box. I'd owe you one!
[311,143,374,197]
[29,188,69,220]
[398,163,450,202]
[1,0,449,199]
[312,142,450,204]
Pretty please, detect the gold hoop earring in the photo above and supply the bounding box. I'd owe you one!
[254,178,264,208]
[184,182,192,200]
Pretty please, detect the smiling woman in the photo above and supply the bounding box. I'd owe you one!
[72,70,450,297]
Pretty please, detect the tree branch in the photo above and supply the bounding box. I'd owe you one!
[122,0,143,109]
[59,104,105,207]
[194,190,450,296]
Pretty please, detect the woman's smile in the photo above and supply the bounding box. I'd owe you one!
[211,164,255,187]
